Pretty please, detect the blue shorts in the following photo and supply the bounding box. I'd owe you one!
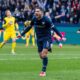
[37,39,52,53]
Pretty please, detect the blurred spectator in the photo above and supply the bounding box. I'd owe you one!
[36,0,47,11]
[1,0,80,23]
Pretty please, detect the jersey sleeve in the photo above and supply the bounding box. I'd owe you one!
[46,16,62,38]
[46,17,55,28]
[2,18,8,28]
[30,17,35,26]
[15,18,19,30]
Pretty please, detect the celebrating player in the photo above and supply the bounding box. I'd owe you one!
[17,7,65,77]
[0,9,19,54]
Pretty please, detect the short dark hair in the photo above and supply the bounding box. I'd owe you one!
[35,7,44,12]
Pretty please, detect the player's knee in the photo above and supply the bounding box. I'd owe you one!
[40,50,48,59]
[41,54,47,59]
[26,36,29,38]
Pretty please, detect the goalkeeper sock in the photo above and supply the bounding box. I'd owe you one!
[12,42,16,51]
[32,36,35,46]
[26,37,29,46]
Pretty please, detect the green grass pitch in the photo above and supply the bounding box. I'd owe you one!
[0,44,80,80]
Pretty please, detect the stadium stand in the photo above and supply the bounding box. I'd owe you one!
[0,0,80,23]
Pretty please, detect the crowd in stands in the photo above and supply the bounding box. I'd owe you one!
[0,0,80,24]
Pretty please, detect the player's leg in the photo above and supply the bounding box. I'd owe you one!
[38,40,51,77]
[0,32,9,48]
[11,32,16,54]
[39,48,48,77]
[0,40,7,48]
[37,41,46,76]
[12,39,16,54]
[25,32,30,47]
[30,28,35,46]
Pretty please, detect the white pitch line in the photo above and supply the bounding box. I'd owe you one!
[0,53,80,56]
[0,70,80,75]
[0,57,80,61]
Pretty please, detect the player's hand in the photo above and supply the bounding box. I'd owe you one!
[17,34,21,38]
[8,21,12,26]
[62,37,66,41]
[8,21,13,25]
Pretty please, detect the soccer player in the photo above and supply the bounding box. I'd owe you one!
[0,9,19,54]
[17,7,65,77]
[22,21,35,47]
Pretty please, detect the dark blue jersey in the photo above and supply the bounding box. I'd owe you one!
[21,16,62,41]
[31,16,52,41]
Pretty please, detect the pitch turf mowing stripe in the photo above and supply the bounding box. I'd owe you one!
[0,53,80,60]
[0,53,80,55]
[0,57,80,60]
[0,59,80,72]
[0,44,80,80]
[0,71,80,80]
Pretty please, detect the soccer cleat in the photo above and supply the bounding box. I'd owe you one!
[11,50,16,55]
[59,43,63,48]
[39,71,46,77]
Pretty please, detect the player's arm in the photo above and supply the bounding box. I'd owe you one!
[17,20,33,38]
[46,17,62,38]
[46,17,66,41]
[15,18,19,30]
[51,24,62,38]
[14,18,21,36]
[50,20,66,41]
[15,23,19,30]
[51,24,66,41]
[21,26,32,36]
[55,13,65,19]
[2,19,8,28]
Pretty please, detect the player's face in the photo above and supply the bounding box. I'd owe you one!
[35,9,43,19]
[6,10,11,17]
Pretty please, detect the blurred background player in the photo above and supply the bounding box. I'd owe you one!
[22,21,35,47]
[0,9,19,54]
